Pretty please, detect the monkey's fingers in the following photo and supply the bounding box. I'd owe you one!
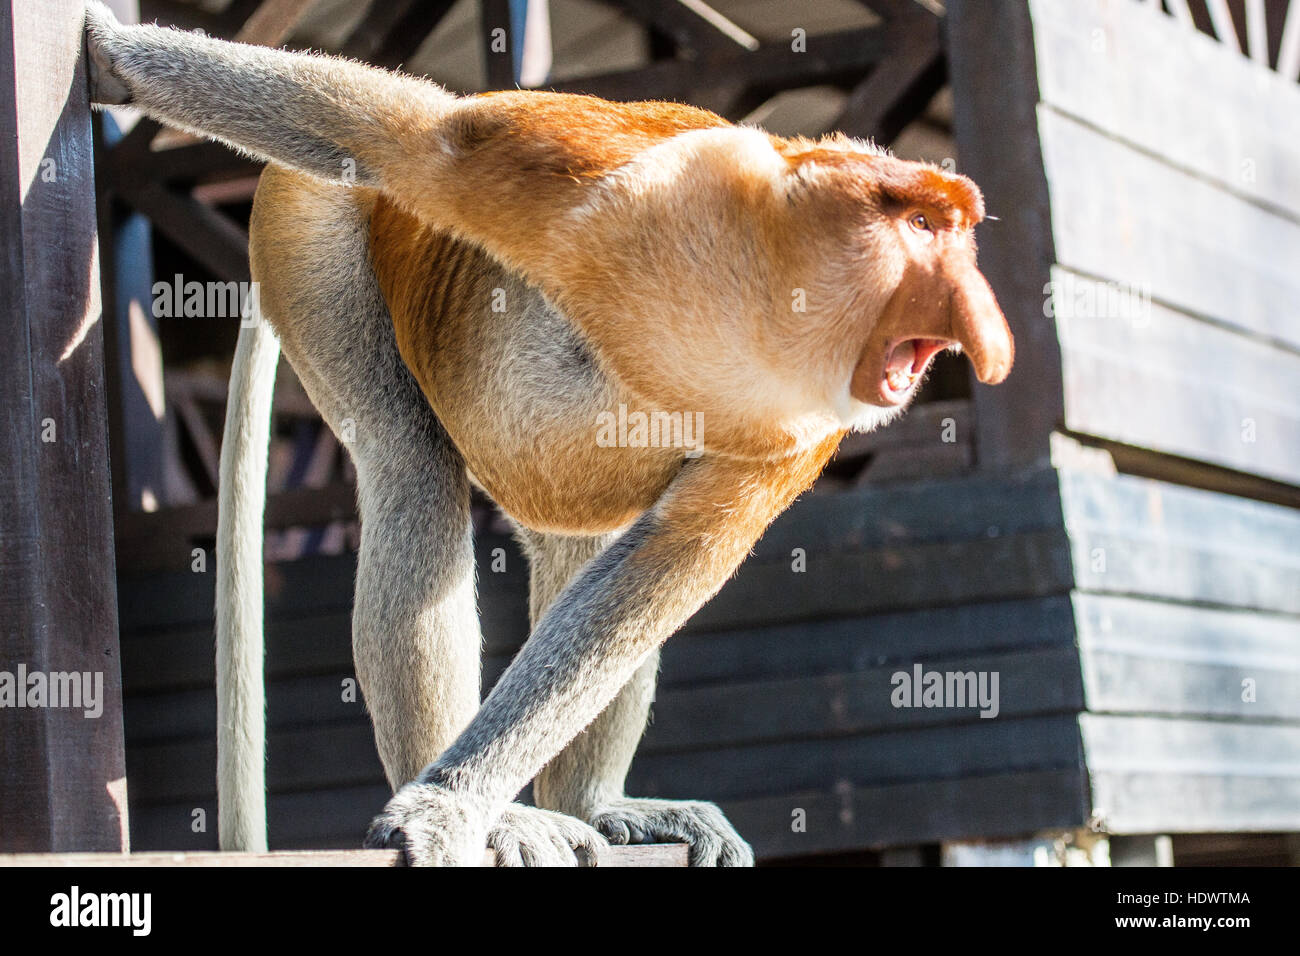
[488,804,607,867]
[590,798,754,867]
[85,2,135,105]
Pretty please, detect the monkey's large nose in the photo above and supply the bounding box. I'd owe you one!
[951,264,1013,385]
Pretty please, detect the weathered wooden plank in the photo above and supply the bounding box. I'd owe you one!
[1053,267,1300,484]
[123,644,1084,753]
[1030,0,1300,221]
[122,592,1077,700]
[724,768,1089,857]
[1080,714,1300,832]
[695,529,1073,630]
[121,613,353,693]
[118,473,1073,645]
[642,646,1082,752]
[131,769,1091,859]
[1040,107,1300,351]
[836,398,970,460]
[0,844,687,867]
[751,469,1064,558]
[2,850,400,867]
[117,536,527,632]
[545,25,903,103]
[671,596,1077,682]
[1062,471,1300,614]
[0,0,128,853]
[946,0,1062,472]
[128,723,381,803]
[126,713,1084,806]
[629,715,1084,804]
[1074,593,1300,721]
[130,781,390,850]
[856,439,971,485]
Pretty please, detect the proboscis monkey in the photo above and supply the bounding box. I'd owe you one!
[85,2,1012,866]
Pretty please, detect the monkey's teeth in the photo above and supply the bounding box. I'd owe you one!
[886,370,914,392]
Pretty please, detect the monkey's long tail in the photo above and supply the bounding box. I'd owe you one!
[215,312,281,852]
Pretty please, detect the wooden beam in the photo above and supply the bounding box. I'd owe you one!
[0,844,689,866]
[481,0,518,89]
[235,0,319,46]
[544,24,905,102]
[341,0,458,68]
[115,482,359,570]
[829,16,945,146]
[0,0,129,853]
[114,179,251,283]
[606,0,758,55]
[946,0,1062,472]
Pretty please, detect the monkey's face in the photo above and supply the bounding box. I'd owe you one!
[849,205,1013,410]
[845,161,1013,413]
[779,146,1014,428]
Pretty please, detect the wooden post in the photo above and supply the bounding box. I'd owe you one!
[0,0,129,852]
[945,0,1062,472]
[1110,835,1174,867]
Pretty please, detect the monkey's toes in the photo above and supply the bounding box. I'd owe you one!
[488,804,607,867]
[590,798,754,867]
[363,782,490,867]
[84,2,136,105]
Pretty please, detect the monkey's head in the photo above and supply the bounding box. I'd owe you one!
[505,117,1014,451]
[772,138,1014,429]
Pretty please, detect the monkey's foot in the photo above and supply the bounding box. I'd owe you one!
[589,797,754,867]
[364,783,607,866]
[363,782,492,866]
[487,804,607,867]
[84,2,136,105]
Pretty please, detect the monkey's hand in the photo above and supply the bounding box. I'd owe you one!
[84,2,135,106]
[364,783,607,866]
[589,798,754,867]
[363,782,492,867]
[488,804,607,867]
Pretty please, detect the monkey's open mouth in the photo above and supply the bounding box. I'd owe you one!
[879,338,953,404]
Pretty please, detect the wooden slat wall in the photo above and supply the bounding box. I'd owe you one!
[0,0,128,854]
[1001,0,1300,838]
[1060,471,1300,833]
[112,0,1300,860]
[1032,0,1300,484]
[118,475,1094,857]
[1054,269,1300,484]
[118,472,1300,852]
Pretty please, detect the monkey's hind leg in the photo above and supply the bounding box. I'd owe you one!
[352,445,604,866]
[250,168,604,865]
[521,530,754,867]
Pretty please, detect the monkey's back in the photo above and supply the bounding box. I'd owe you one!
[250,165,686,535]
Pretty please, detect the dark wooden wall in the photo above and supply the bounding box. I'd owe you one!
[120,473,1095,857]
[946,0,1300,840]
[0,0,128,854]
[110,0,1300,861]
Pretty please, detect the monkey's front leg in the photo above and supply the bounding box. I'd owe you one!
[540,656,754,866]
[365,444,838,865]
[522,533,751,865]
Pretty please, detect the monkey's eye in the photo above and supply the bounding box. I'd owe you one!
[908,212,934,236]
